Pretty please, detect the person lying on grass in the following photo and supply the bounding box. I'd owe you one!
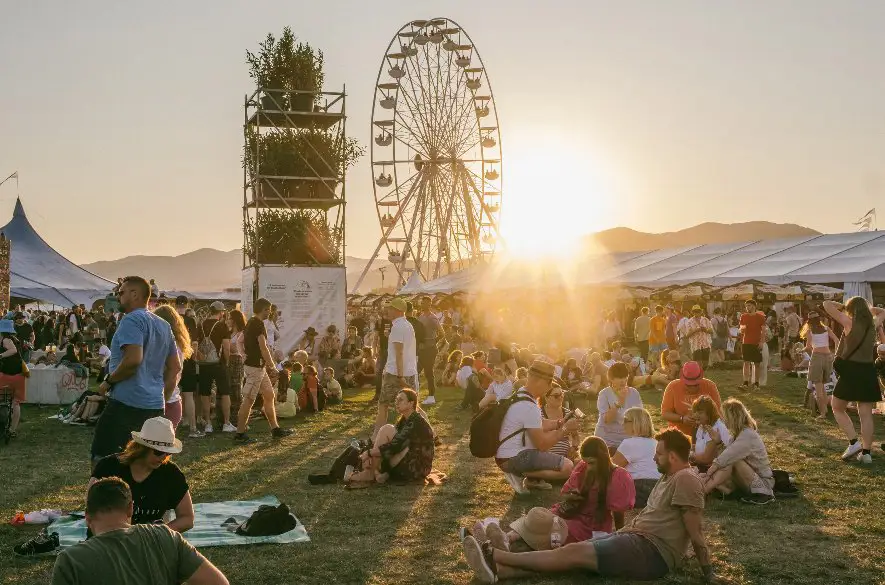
[699,398,775,505]
[346,389,435,485]
[462,428,720,584]
[90,417,194,533]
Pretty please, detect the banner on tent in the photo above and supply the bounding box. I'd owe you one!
[241,267,255,317]
[249,266,346,355]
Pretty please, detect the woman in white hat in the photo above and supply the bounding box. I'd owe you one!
[0,319,27,438]
[89,417,194,532]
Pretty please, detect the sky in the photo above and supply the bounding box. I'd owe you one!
[2,1,885,265]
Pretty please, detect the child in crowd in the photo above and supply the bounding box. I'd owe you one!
[472,351,490,389]
[277,361,292,398]
[322,367,343,405]
[455,355,475,389]
[289,361,304,395]
[300,364,322,413]
[276,364,299,418]
[478,368,513,409]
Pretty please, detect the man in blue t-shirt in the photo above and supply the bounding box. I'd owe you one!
[90,276,181,469]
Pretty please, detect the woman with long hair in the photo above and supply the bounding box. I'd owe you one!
[442,349,463,386]
[226,309,247,418]
[0,320,26,438]
[153,305,193,431]
[700,399,774,505]
[800,310,839,418]
[690,395,732,471]
[612,408,660,508]
[822,297,884,463]
[538,384,579,461]
[90,417,194,532]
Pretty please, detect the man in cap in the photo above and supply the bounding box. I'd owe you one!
[495,360,579,494]
[197,301,233,433]
[661,361,721,437]
[462,429,719,584]
[685,305,713,367]
[375,297,417,435]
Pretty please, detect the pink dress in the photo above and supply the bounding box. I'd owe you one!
[550,464,635,542]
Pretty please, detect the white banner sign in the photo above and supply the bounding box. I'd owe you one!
[240,267,255,317]
[252,266,346,355]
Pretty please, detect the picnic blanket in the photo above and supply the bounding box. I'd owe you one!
[49,496,310,549]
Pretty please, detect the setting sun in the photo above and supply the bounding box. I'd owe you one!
[497,132,617,261]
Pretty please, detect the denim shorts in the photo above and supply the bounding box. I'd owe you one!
[501,449,563,475]
[593,533,669,580]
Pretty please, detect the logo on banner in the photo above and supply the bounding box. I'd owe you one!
[295,280,311,291]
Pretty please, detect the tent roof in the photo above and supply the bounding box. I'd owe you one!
[407,231,885,294]
[1,198,114,306]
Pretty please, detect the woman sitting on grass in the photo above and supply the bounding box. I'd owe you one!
[347,389,435,485]
[540,383,580,460]
[476,437,634,550]
[650,349,681,388]
[90,417,194,532]
[441,349,463,387]
[595,362,643,452]
[612,407,660,508]
[700,398,775,505]
[478,367,515,409]
[348,347,376,387]
[689,395,731,472]
[583,353,607,396]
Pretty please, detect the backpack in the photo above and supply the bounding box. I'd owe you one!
[714,316,728,338]
[469,392,537,458]
[235,502,297,536]
[308,439,370,484]
[197,320,220,365]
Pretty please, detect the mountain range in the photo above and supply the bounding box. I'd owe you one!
[81,221,821,293]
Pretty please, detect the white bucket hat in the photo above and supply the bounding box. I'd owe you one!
[131,417,183,454]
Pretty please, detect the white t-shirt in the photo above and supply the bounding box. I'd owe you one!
[486,379,514,401]
[496,390,542,459]
[694,419,733,456]
[98,344,111,359]
[616,437,661,481]
[595,387,643,448]
[68,313,79,334]
[384,316,417,376]
[456,365,474,389]
[264,319,279,349]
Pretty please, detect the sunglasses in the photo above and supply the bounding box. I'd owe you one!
[151,448,170,457]
[547,392,564,399]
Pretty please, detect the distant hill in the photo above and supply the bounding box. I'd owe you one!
[81,221,821,293]
[82,250,392,294]
[585,221,820,253]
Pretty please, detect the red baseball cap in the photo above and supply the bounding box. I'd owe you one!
[681,361,704,386]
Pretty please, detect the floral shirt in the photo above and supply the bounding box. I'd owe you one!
[686,316,713,353]
[379,411,435,482]
[318,333,341,360]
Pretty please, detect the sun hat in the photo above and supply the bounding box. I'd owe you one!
[0,320,16,334]
[130,417,183,454]
[304,326,318,336]
[691,304,703,312]
[509,508,569,551]
[681,361,704,386]
[527,360,555,381]
[209,300,225,312]
[388,297,408,313]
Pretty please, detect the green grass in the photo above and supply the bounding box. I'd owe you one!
[2,370,885,584]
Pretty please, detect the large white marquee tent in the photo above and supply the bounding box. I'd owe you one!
[405,231,885,301]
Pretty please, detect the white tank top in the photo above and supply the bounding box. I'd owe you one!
[810,330,829,349]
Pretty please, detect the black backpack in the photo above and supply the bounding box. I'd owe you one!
[469,392,536,458]
[235,503,297,536]
[307,439,370,484]
[715,317,729,338]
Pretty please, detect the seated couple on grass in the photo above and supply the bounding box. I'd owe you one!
[463,429,721,584]
[345,389,435,486]
[495,360,582,494]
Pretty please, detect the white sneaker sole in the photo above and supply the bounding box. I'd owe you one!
[463,536,497,583]
[503,473,528,494]
[841,444,863,461]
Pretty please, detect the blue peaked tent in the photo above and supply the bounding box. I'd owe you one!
[0,198,114,307]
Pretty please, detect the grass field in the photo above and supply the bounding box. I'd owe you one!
[2,369,884,585]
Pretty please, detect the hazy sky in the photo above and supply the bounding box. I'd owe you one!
[2,1,885,264]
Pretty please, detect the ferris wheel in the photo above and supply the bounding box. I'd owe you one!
[353,17,503,291]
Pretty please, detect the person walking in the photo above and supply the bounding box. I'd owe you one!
[234,298,292,443]
[418,296,442,405]
[822,298,884,464]
[197,301,234,434]
[633,307,651,362]
[800,310,838,418]
[375,298,417,435]
[90,276,181,470]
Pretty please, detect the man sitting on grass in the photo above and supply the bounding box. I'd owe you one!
[463,429,720,584]
[52,477,229,585]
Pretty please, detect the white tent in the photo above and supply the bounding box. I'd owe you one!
[409,231,885,295]
[397,271,424,294]
[0,198,114,307]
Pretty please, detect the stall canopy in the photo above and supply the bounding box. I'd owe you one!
[0,198,114,307]
[405,231,885,294]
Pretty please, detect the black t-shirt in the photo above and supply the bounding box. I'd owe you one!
[199,318,231,356]
[182,315,198,342]
[376,318,393,361]
[92,455,189,525]
[15,323,33,345]
[350,316,367,338]
[244,317,267,367]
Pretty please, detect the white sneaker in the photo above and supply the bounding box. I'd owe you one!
[841,442,863,461]
[857,452,872,465]
[422,396,436,406]
[188,430,205,439]
[221,423,237,433]
[204,424,214,434]
[503,472,528,494]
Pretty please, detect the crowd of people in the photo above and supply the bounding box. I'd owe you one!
[6,279,885,584]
